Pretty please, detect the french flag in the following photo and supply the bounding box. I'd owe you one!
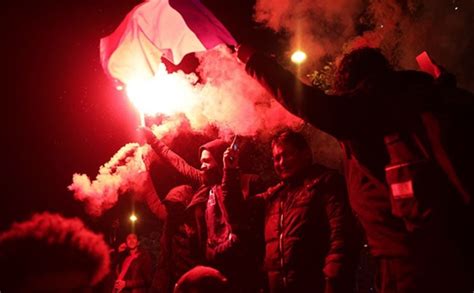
[100,0,237,84]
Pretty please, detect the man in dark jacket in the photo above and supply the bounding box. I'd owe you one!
[222,130,356,293]
[114,233,153,293]
[141,129,265,292]
[238,46,473,292]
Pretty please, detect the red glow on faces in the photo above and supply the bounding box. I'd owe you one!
[272,143,308,180]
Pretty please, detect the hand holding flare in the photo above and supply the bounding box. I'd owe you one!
[223,136,240,169]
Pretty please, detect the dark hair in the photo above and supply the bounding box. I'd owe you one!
[0,212,110,289]
[334,47,392,93]
[272,129,311,153]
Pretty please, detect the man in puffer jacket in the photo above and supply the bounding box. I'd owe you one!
[222,130,358,293]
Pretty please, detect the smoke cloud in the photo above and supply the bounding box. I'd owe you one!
[132,46,304,137]
[69,47,333,216]
[194,46,303,137]
[254,0,363,63]
[254,0,474,90]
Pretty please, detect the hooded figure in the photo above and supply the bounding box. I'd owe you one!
[142,132,265,292]
[198,139,229,186]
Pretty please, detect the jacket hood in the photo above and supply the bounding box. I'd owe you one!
[164,185,193,206]
[198,139,229,171]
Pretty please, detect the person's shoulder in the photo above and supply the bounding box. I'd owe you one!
[306,164,344,189]
[258,181,285,201]
[186,185,208,209]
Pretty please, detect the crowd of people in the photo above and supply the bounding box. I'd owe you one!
[1,46,473,293]
[136,46,474,293]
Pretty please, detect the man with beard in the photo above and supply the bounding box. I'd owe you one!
[141,128,265,292]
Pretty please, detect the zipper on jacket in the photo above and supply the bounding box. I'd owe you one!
[279,199,287,288]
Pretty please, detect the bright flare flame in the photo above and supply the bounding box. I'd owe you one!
[126,64,199,118]
[291,50,307,64]
[129,214,138,222]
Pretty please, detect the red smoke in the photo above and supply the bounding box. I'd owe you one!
[254,0,474,90]
[194,46,302,136]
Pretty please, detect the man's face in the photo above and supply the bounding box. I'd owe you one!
[200,150,220,185]
[272,143,309,180]
[200,150,218,171]
[126,233,138,250]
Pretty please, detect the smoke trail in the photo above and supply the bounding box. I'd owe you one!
[68,143,148,216]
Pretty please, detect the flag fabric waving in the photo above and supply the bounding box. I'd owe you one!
[100,0,237,84]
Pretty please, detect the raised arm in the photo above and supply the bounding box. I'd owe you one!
[242,50,386,139]
[141,127,203,185]
[221,147,246,230]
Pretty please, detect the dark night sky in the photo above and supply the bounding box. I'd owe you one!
[1,0,277,231]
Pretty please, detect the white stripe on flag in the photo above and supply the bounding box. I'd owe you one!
[100,0,236,84]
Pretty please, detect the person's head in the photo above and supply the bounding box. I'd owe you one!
[199,139,229,185]
[126,233,139,250]
[174,266,229,293]
[271,130,312,181]
[0,212,110,291]
[333,47,393,94]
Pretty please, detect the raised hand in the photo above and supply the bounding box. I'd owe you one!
[223,147,240,170]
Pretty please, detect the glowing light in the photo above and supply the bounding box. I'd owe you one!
[291,50,307,64]
[116,85,124,91]
[129,214,138,222]
[125,64,199,119]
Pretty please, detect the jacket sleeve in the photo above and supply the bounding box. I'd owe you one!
[222,169,265,232]
[150,139,203,185]
[222,168,246,230]
[142,188,167,221]
[245,52,384,139]
[320,173,349,279]
[125,252,153,289]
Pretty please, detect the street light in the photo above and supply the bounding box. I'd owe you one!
[291,50,307,64]
[129,214,138,223]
